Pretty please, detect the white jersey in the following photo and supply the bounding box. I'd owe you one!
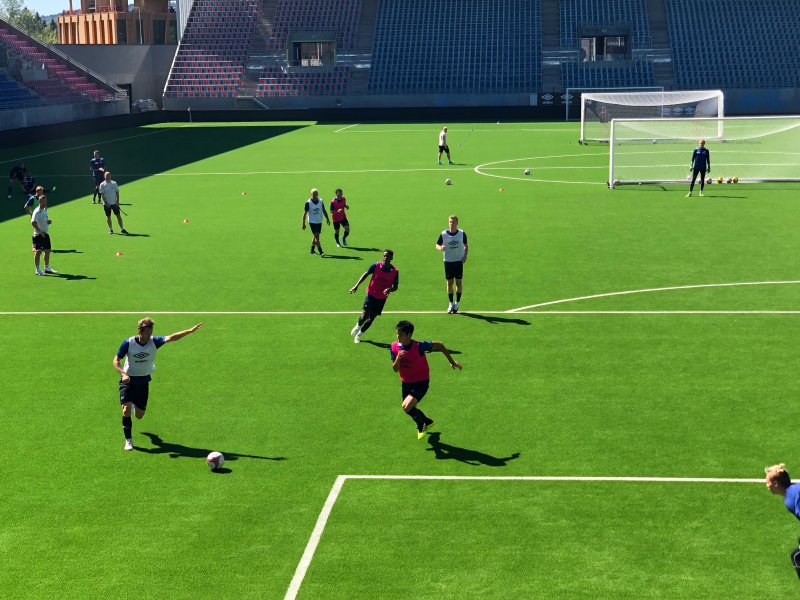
[305,199,325,224]
[439,130,447,146]
[99,180,119,205]
[123,336,158,376]
[439,229,467,262]
[31,206,49,235]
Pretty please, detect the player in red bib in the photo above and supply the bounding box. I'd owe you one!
[330,188,350,247]
[391,320,462,439]
[349,249,398,343]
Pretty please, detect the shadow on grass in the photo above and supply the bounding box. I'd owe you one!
[51,248,82,254]
[113,232,149,237]
[138,432,288,466]
[359,339,462,355]
[343,246,381,252]
[458,312,530,326]
[50,272,96,281]
[322,254,362,260]
[426,432,520,467]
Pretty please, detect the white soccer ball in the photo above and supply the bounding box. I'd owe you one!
[206,451,225,471]
[524,169,530,176]
[445,178,452,185]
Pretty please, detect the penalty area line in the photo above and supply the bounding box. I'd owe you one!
[333,124,359,133]
[284,473,762,599]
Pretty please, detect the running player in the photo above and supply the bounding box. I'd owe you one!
[302,188,331,255]
[349,249,398,343]
[330,188,350,247]
[390,320,462,439]
[8,162,27,198]
[113,318,203,451]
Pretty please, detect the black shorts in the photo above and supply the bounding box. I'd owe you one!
[439,144,450,153]
[104,203,121,217]
[10,170,24,182]
[309,222,322,234]
[93,175,104,185]
[32,233,51,251]
[401,380,430,402]
[363,293,387,316]
[444,260,463,280]
[333,219,349,231]
[120,379,150,410]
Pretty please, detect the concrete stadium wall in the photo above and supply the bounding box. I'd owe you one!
[0,99,128,132]
[54,44,177,110]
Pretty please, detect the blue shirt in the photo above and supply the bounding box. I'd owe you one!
[785,484,800,521]
[390,340,433,361]
[90,157,105,176]
[691,147,710,171]
[116,336,167,382]
[24,194,36,210]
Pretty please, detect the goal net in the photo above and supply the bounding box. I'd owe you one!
[608,115,800,188]
[581,90,724,143]
[565,86,664,122]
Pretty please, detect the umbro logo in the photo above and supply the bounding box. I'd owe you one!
[132,352,150,359]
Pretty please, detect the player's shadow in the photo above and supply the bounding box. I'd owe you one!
[50,272,96,281]
[112,232,149,237]
[459,312,530,326]
[426,432,520,467]
[321,254,362,260]
[360,340,391,349]
[51,248,82,254]
[138,432,287,466]
[344,246,381,252]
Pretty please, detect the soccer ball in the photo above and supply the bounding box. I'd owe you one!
[725,177,732,184]
[612,179,620,186]
[206,451,225,471]
[652,139,657,144]
[732,176,739,183]
[716,177,723,184]
[706,178,713,184]
[445,178,452,185]
[524,169,530,176]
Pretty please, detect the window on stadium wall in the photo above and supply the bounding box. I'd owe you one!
[580,33,629,62]
[154,19,166,44]
[289,41,335,68]
[117,19,127,44]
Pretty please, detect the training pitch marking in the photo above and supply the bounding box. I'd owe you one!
[507,280,800,312]
[474,153,608,185]
[3,310,800,316]
[333,124,359,133]
[284,473,763,599]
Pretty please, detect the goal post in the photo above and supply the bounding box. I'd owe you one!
[608,115,800,188]
[580,90,724,143]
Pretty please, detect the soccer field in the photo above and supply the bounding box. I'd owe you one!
[2,120,800,599]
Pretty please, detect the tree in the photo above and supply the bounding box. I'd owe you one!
[1,0,59,45]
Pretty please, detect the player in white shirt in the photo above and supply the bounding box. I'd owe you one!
[98,171,127,235]
[31,194,56,276]
[435,215,468,313]
[438,126,453,165]
[302,188,331,255]
[113,318,203,451]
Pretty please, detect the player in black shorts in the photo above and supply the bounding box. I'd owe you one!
[8,163,27,198]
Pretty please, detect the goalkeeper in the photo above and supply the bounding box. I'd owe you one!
[686,139,711,197]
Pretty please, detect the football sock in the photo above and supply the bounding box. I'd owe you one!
[122,415,132,439]
[335,233,340,243]
[456,292,462,302]
[407,407,424,428]
[310,244,315,253]
[359,318,373,333]
[318,246,324,254]
[448,293,454,303]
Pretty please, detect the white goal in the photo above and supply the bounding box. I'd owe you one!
[608,115,800,188]
[580,90,724,143]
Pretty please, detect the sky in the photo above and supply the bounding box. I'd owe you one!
[25,0,78,18]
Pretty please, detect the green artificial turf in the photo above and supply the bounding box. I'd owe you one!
[1,120,799,599]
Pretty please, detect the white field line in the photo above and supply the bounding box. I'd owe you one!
[334,128,569,133]
[474,153,609,185]
[3,310,800,317]
[507,280,800,312]
[333,124,359,133]
[285,475,347,600]
[38,167,476,177]
[284,473,763,599]
[0,125,191,165]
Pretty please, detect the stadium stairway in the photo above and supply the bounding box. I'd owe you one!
[347,0,379,95]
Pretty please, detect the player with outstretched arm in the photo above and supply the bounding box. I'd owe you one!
[349,249,398,343]
[113,318,203,451]
[391,320,461,439]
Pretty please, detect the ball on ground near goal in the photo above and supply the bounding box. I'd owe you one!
[725,177,732,184]
[652,139,657,144]
[706,178,713,184]
[524,168,530,176]
[206,451,225,471]
[733,176,739,183]
[717,177,723,184]
[613,179,620,186]
[445,178,452,185]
